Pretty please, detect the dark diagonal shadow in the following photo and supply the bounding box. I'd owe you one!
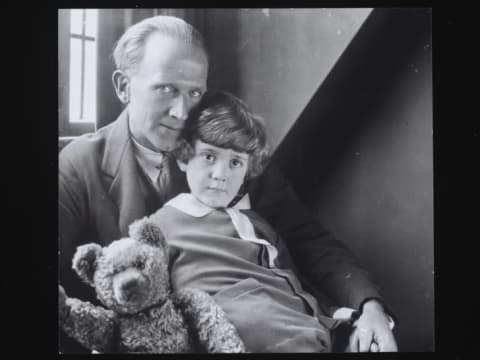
[273,8,432,209]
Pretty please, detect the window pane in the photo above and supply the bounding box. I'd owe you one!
[69,38,81,122]
[83,40,97,123]
[84,9,98,37]
[70,9,83,35]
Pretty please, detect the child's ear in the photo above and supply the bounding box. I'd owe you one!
[177,160,187,172]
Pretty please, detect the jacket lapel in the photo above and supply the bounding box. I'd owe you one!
[245,210,280,247]
[102,109,148,236]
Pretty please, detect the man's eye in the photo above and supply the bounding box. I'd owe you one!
[158,85,175,94]
[190,89,203,98]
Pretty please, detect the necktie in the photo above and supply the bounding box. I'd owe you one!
[156,152,172,201]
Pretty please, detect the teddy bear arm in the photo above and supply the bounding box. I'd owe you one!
[175,288,246,353]
[62,297,118,353]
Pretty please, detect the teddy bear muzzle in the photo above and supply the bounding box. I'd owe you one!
[113,268,150,306]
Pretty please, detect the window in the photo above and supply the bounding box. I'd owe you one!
[69,9,98,124]
[58,9,97,136]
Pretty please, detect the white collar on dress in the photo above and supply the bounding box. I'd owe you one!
[165,193,251,217]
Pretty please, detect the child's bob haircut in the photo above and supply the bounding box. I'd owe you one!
[175,91,270,179]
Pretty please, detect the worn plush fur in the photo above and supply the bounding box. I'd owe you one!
[59,217,246,353]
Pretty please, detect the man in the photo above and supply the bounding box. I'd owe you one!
[59,15,397,353]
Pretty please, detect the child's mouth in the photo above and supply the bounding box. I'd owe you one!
[208,187,227,193]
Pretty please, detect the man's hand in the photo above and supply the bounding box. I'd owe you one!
[347,299,398,352]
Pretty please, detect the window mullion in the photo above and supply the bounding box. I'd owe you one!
[80,10,86,120]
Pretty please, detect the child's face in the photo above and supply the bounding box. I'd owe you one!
[180,140,249,208]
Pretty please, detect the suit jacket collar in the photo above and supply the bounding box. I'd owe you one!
[101,109,148,235]
[101,108,131,177]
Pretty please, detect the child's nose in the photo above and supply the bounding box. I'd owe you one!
[211,162,228,181]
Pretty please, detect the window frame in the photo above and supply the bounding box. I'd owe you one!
[58,9,96,137]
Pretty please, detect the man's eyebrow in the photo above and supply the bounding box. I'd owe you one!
[150,81,174,88]
[150,73,207,86]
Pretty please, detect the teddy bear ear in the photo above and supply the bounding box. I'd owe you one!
[72,243,103,286]
[129,217,166,249]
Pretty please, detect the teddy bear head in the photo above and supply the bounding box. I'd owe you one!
[72,218,170,315]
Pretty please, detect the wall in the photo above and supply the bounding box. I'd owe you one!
[96,10,126,130]
[315,45,433,351]
[277,9,433,351]
[204,8,372,149]
[205,8,433,351]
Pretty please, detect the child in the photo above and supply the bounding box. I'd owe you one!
[149,91,342,352]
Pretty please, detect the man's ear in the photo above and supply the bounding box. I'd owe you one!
[112,69,130,105]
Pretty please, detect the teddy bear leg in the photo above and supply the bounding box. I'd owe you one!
[175,288,246,353]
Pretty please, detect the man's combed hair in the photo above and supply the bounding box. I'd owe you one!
[113,15,207,74]
[176,91,270,178]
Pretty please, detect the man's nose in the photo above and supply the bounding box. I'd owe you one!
[168,95,188,121]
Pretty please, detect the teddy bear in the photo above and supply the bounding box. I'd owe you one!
[58,217,246,353]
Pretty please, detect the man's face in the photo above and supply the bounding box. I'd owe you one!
[126,32,208,151]
[181,140,249,209]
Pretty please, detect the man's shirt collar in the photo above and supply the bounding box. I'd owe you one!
[130,135,165,184]
[165,193,251,217]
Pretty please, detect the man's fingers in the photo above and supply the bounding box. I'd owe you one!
[370,342,379,352]
[377,334,398,352]
[348,329,359,352]
[357,328,373,352]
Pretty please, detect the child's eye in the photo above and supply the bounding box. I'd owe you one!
[231,159,244,168]
[203,153,215,162]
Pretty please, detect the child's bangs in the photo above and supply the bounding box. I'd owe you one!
[198,114,259,155]
[205,130,257,154]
